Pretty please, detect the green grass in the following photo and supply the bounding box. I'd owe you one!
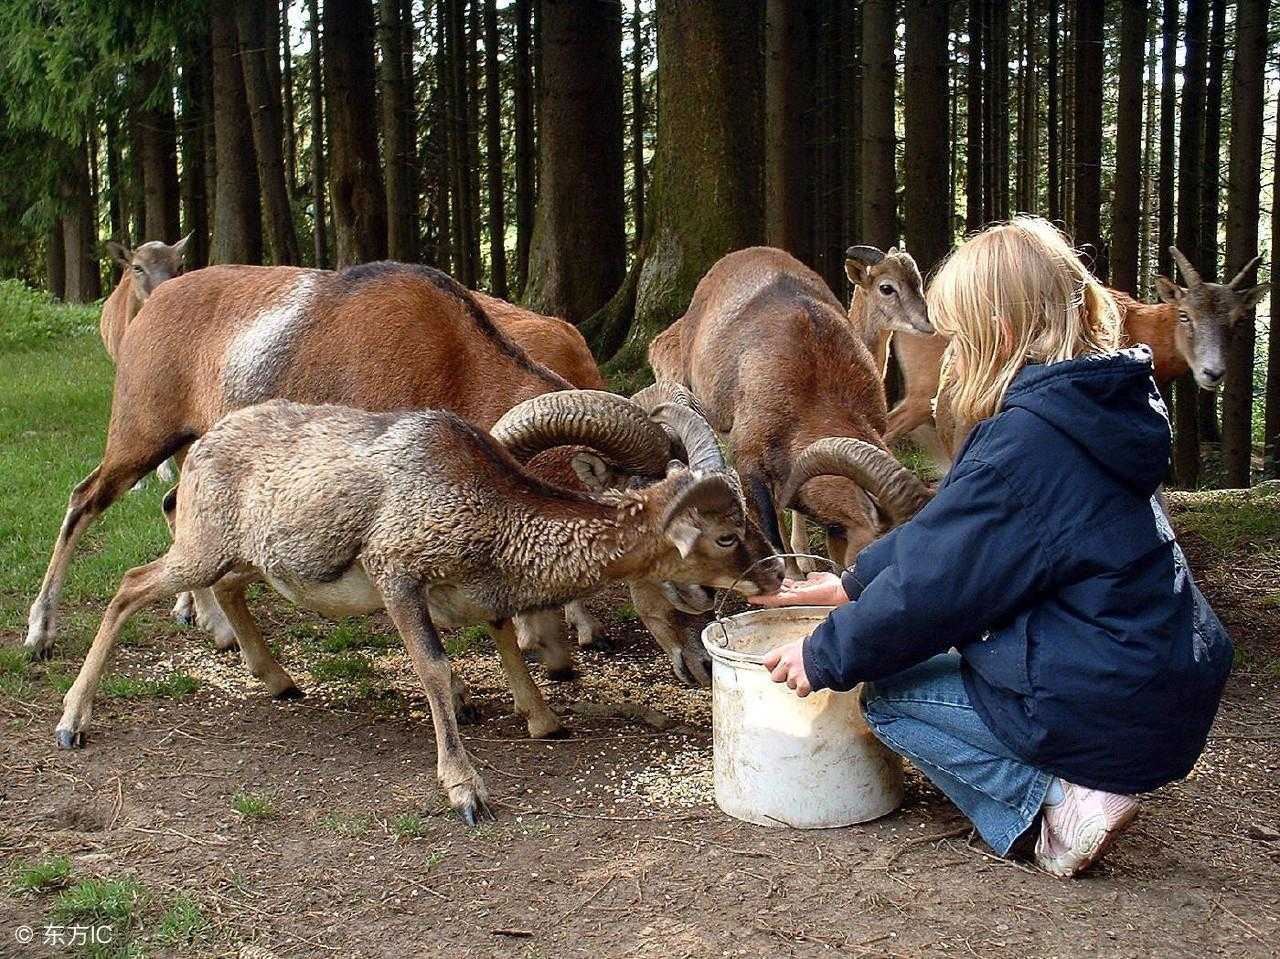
[0,280,99,350]
[311,619,397,653]
[152,894,209,947]
[99,671,199,700]
[1171,486,1280,553]
[319,810,372,836]
[613,602,640,623]
[51,876,146,933]
[445,624,488,657]
[0,646,32,699]
[309,651,377,682]
[230,790,278,821]
[8,854,72,894]
[390,813,431,840]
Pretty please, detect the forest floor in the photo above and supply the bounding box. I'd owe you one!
[2,300,1279,958]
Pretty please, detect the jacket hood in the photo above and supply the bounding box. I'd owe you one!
[1001,347,1171,495]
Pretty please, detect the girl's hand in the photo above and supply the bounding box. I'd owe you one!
[763,639,812,697]
[748,571,849,608]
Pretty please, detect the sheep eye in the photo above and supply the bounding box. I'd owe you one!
[878,283,896,296]
[132,265,144,273]
[715,533,739,548]
[1177,312,1192,324]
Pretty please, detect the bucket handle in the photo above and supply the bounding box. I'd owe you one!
[708,552,841,648]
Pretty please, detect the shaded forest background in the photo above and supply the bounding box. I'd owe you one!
[1,0,1279,489]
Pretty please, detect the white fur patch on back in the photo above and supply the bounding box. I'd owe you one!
[221,274,320,405]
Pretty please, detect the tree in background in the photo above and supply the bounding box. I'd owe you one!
[1109,0,1146,294]
[379,0,417,263]
[210,5,263,264]
[903,0,950,276]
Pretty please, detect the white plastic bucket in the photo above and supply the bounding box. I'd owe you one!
[702,606,903,829]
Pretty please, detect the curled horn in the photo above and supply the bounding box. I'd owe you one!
[1169,247,1202,288]
[650,402,726,474]
[490,389,672,476]
[780,437,932,528]
[630,380,707,418]
[845,245,886,267]
[1227,254,1263,291]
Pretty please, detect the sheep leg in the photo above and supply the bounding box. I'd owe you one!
[490,620,564,738]
[160,481,237,652]
[514,610,577,681]
[383,587,491,825]
[628,581,710,688]
[56,555,184,748]
[211,574,301,699]
[565,600,608,650]
[788,511,816,576]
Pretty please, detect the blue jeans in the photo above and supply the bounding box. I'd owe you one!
[862,652,1053,855]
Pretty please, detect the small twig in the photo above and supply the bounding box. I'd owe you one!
[490,928,534,938]
[880,825,971,868]
[650,834,807,868]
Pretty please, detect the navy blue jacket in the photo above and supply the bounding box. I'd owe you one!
[803,348,1232,794]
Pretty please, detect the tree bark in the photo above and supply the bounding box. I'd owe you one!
[589,0,764,385]
[425,0,451,271]
[309,0,328,268]
[1139,26,1157,296]
[904,0,950,275]
[446,0,475,284]
[1109,0,1145,293]
[630,0,645,249]
[46,219,66,300]
[104,114,126,283]
[1047,0,1059,223]
[764,0,813,257]
[1268,67,1280,478]
[1172,0,1208,487]
[136,57,182,242]
[61,135,102,303]
[467,0,482,279]
[379,0,418,262]
[861,0,897,250]
[178,31,211,269]
[1198,0,1226,444]
[210,6,264,265]
[483,0,507,297]
[1071,0,1103,273]
[282,0,298,196]
[965,0,984,232]
[324,0,388,266]
[238,0,301,265]
[524,0,626,323]
[1221,0,1268,488]
[992,0,1009,220]
[1157,0,1177,282]
[513,0,534,294]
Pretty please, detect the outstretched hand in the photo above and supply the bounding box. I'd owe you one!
[748,571,849,608]
[763,640,811,697]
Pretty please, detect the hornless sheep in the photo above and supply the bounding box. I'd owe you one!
[55,390,784,824]
[648,246,919,573]
[100,235,190,361]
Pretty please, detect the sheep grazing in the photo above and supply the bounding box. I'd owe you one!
[55,390,784,825]
[100,235,190,361]
[648,246,917,573]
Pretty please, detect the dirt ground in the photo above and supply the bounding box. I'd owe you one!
[2,495,1279,959]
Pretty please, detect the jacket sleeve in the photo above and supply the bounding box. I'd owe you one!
[804,458,1054,692]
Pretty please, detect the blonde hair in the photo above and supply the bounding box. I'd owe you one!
[930,216,1121,426]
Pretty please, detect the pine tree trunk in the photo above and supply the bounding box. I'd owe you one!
[862,0,897,250]
[981,0,996,223]
[238,0,301,265]
[1157,0,1177,282]
[1110,0,1145,293]
[282,0,298,196]
[513,0,534,294]
[136,57,182,242]
[61,135,102,303]
[446,0,475,285]
[1198,0,1226,445]
[309,0,328,268]
[524,0,626,323]
[630,0,645,249]
[379,0,418,262]
[993,0,1009,220]
[844,0,863,245]
[965,0,984,232]
[467,0,483,279]
[1047,0,1060,223]
[104,114,127,282]
[1172,0,1208,487]
[1267,78,1280,478]
[1220,0,1268,488]
[210,6,264,264]
[764,0,813,257]
[1139,27,1157,297]
[324,0,388,266]
[483,0,507,297]
[904,0,950,275]
[46,219,66,299]
[178,31,211,268]
[588,0,764,384]
[1061,0,1075,231]
[425,1,451,271]
[1071,0,1103,273]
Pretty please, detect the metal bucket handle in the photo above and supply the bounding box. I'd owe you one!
[708,552,841,648]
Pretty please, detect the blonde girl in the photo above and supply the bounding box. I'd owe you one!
[754,217,1232,877]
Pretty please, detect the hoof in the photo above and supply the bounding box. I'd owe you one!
[527,715,568,740]
[24,642,54,662]
[454,702,481,725]
[577,635,612,653]
[456,794,495,827]
[212,638,240,655]
[545,665,579,682]
[55,728,84,749]
[273,685,305,701]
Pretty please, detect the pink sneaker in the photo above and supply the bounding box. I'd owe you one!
[1034,780,1139,878]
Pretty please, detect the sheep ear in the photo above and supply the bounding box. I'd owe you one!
[844,245,885,287]
[570,451,616,491]
[665,517,701,558]
[1240,282,1269,312]
[1153,276,1183,305]
[171,232,192,258]
[106,240,132,268]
